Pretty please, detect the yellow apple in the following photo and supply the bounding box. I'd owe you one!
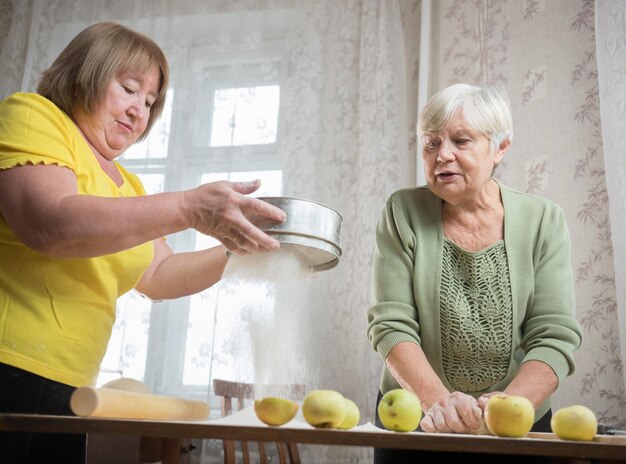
[484,394,535,437]
[551,405,597,441]
[377,388,422,432]
[253,397,299,426]
[335,398,360,430]
[302,390,347,428]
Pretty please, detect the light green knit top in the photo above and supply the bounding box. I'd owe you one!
[367,181,583,421]
[440,239,512,393]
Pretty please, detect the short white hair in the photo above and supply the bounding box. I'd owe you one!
[417,83,513,152]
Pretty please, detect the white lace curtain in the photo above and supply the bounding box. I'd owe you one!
[0,1,418,462]
[595,0,626,399]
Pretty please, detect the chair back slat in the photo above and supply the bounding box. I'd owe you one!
[212,379,304,464]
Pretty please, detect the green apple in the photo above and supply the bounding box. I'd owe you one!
[377,388,422,432]
[302,390,347,428]
[484,394,535,437]
[551,405,597,441]
[254,397,299,426]
[335,398,360,430]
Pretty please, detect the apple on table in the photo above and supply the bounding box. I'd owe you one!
[377,388,422,433]
[551,405,597,441]
[302,389,361,430]
[254,397,299,426]
[484,394,535,437]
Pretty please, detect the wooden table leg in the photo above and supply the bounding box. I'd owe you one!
[161,438,184,464]
[139,437,194,464]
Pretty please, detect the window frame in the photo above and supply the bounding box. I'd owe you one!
[114,45,288,404]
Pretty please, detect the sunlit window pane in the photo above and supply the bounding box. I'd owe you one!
[97,172,165,386]
[123,89,174,159]
[182,285,220,386]
[182,170,282,386]
[210,85,279,147]
[136,173,165,195]
[98,291,152,386]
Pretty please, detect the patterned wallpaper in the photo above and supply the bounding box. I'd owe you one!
[431,0,625,427]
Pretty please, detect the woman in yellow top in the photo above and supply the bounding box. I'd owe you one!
[0,22,285,463]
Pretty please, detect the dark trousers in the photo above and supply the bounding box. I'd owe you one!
[0,363,86,464]
[373,390,553,464]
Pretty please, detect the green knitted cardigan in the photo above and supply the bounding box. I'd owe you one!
[367,180,582,421]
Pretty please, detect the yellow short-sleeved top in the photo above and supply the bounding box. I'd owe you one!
[0,92,154,387]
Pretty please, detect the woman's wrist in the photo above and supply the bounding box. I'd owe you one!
[417,386,451,411]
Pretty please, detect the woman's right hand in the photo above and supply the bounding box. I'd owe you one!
[183,179,286,254]
[420,391,483,434]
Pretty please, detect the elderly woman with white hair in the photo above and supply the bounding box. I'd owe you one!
[367,83,582,462]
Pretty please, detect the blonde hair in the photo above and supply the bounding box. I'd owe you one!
[37,22,169,140]
[418,83,513,152]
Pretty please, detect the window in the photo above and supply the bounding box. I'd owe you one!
[97,91,174,385]
[210,85,280,147]
[99,58,285,404]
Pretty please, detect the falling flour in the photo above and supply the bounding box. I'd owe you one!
[223,247,316,285]
[209,245,326,409]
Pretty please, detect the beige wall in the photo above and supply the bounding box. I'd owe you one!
[428,0,624,427]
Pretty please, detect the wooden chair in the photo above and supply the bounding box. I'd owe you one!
[212,379,305,464]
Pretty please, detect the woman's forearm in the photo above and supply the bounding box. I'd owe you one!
[385,341,450,409]
[0,164,189,257]
[52,193,191,256]
[136,244,228,300]
[0,164,284,259]
[503,360,558,409]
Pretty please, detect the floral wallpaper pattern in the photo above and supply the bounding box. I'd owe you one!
[433,0,624,427]
[442,0,509,88]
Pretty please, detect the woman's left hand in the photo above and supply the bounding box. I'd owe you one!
[476,390,505,411]
[420,391,483,433]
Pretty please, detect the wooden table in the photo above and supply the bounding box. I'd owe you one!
[1,413,626,463]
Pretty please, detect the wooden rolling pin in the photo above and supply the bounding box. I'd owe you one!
[70,386,209,421]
